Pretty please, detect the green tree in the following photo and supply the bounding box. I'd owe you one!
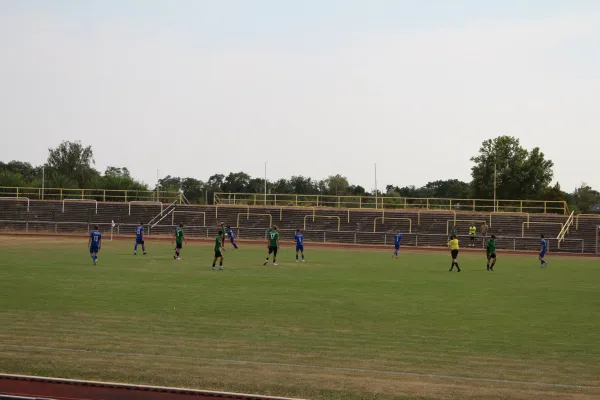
[222,172,251,193]
[180,178,205,203]
[471,136,554,200]
[572,183,600,213]
[424,179,472,199]
[272,178,293,193]
[46,141,99,188]
[324,174,350,195]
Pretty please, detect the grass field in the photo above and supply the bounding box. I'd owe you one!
[1,237,599,400]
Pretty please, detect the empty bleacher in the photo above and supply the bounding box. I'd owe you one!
[0,199,597,254]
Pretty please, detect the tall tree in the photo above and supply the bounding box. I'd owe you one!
[425,179,472,199]
[180,178,205,203]
[222,172,251,193]
[324,174,350,195]
[289,175,318,194]
[572,183,600,213]
[46,141,99,188]
[471,136,554,200]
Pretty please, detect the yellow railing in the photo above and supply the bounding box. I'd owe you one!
[0,186,182,203]
[214,193,568,214]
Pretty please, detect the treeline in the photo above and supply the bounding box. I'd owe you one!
[1,138,599,213]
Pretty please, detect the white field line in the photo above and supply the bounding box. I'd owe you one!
[1,344,598,391]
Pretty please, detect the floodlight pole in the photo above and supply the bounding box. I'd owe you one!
[374,163,378,209]
[493,163,497,212]
[41,166,45,200]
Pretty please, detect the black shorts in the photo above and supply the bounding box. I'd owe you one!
[176,242,182,249]
[487,253,496,259]
[214,251,222,258]
[451,249,459,259]
[268,246,278,256]
[470,234,475,239]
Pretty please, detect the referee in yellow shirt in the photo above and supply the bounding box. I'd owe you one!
[448,235,461,272]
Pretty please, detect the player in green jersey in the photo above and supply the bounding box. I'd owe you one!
[218,222,226,248]
[173,223,186,260]
[263,225,280,266]
[212,229,225,271]
[486,234,497,271]
[449,225,457,239]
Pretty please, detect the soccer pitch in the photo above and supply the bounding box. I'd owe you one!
[1,237,599,400]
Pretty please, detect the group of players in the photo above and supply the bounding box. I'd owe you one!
[88,221,549,271]
[87,222,306,270]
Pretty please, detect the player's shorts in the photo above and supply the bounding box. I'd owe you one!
[136,238,144,245]
[394,245,400,251]
[451,249,459,259]
[89,245,99,253]
[487,253,496,259]
[539,251,546,258]
[214,251,222,258]
[229,238,236,243]
[268,246,278,256]
[296,245,304,252]
[176,242,183,249]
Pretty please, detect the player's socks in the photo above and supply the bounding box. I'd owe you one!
[455,263,461,272]
[263,258,269,265]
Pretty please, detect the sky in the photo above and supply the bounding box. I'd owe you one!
[0,0,599,193]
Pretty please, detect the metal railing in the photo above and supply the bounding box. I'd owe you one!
[0,186,181,203]
[214,193,568,214]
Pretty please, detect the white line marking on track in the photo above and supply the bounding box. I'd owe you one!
[2,344,598,391]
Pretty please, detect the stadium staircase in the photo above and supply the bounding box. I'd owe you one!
[0,199,597,254]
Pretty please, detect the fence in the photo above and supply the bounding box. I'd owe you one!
[0,186,181,203]
[0,220,585,253]
[214,193,568,214]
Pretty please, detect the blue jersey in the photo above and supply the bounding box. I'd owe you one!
[90,231,102,249]
[136,226,144,240]
[541,239,547,252]
[394,234,402,247]
[227,229,235,240]
[295,233,304,248]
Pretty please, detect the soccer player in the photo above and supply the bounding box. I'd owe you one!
[263,225,280,266]
[173,223,186,260]
[449,225,457,240]
[486,234,497,271]
[393,231,402,258]
[539,234,548,267]
[88,225,102,265]
[469,223,476,247]
[448,234,461,272]
[294,229,305,262]
[134,222,147,255]
[218,222,226,248]
[226,226,239,249]
[213,229,225,271]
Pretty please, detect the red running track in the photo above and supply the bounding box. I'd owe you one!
[0,374,303,400]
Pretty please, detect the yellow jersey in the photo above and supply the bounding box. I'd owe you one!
[469,226,476,235]
[448,239,459,250]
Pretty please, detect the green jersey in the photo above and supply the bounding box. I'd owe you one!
[214,235,222,252]
[449,228,457,237]
[175,227,184,243]
[268,230,279,247]
[486,239,496,254]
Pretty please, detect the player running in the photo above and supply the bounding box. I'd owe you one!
[486,234,497,271]
[294,229,305,262]
[393,231,402,258]
[539,234,548,267]
[134,222,147,255]
[173,223,186,260]
[263,225,280,266]
[448,235,461,272]
[213,229,225,271]
[88,225,102,265]
[226,226,239,249]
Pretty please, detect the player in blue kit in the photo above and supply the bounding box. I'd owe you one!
[539,234,548,267]
[226,226,239,249]
[134,222,147,255]
[295,229,305,262]
[393,231,402,258]
[88,225,102,265]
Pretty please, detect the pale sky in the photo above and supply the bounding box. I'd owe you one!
[1,0,599,192]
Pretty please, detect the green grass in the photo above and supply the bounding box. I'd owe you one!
[1,237,599,400]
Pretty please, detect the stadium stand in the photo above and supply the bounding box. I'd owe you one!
[0,199,597,254]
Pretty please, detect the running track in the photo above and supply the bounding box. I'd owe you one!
[0,374,303,400]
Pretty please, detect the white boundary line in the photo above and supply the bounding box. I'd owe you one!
[1,344,598,391]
